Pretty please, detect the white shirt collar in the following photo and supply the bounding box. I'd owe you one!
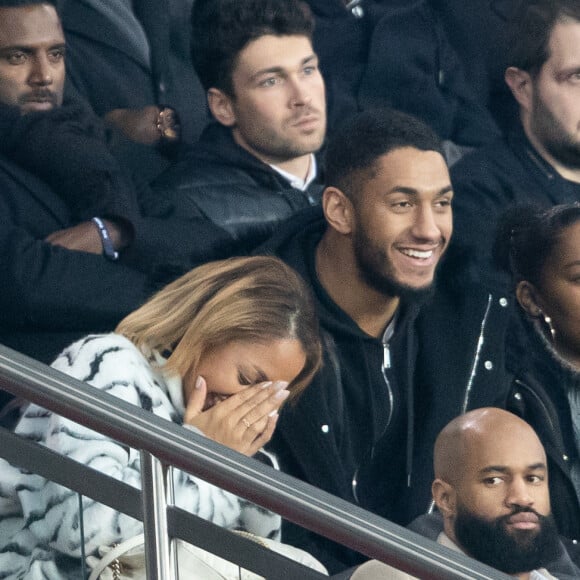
[269,154,317,191]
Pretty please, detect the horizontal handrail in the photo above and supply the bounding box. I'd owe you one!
[0,425,325,579]
[0,343,510,579]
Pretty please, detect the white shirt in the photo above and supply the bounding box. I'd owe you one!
[269,154,317,191]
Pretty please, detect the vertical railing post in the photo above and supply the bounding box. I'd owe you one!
[140,451,176,580]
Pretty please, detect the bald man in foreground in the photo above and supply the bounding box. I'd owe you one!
[348,409,579,579]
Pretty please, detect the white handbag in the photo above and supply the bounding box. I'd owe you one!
[87,531,328,579]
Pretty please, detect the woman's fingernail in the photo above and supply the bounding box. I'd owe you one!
[195,376,204,389]
[273,381,289,390]
[261,381,273,388]
[269,410,279,418]
[275,389,290,400]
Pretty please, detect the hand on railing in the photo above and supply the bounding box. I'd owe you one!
[183,378,290,456]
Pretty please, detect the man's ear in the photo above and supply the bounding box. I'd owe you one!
[516,280,543,317]
[432,478,456,518]
[207,88,236,127]
[505,67,533,112]
[322,187,354,235]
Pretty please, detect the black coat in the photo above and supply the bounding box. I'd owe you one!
[257,208,511,572]
[0,109,234,370]
[0,153,150,366]
[450,125,580,290]
[305,0,499,148]
[427,0,518,132]
[60,0,207,145]
[60,0,208,181]
[152,123,323,251]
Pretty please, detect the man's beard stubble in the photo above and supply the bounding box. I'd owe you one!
[352,225,436,305]
[454,505,562,575]
[531,90,580,171]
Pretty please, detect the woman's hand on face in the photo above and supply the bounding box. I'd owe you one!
[183,376,290,456]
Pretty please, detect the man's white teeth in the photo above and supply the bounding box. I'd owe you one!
[400,249,433,259]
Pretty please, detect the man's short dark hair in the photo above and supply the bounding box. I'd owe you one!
[324,108,444,201]
[508,0,580,77]
[191,0,314,95]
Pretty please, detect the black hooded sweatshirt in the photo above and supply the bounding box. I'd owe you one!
[258,207,511,572]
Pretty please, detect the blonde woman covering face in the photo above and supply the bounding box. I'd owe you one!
[0,256,322,580]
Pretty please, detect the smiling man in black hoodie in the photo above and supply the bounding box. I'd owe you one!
[259,108,511,572]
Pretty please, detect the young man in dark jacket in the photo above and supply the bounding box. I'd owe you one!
[152,0,326,250]
[451,0,580,290]
[258,108,511,572]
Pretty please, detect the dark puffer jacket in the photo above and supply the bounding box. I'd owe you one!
[152,123,323,252]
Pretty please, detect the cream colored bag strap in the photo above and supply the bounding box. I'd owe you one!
[88,534,145,580]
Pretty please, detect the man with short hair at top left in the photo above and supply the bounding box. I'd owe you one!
[0,0,234,412]
[152,0,327,251]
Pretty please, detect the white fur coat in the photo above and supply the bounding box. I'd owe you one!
[0,334,280,580]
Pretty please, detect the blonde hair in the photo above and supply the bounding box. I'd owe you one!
[116,256,321,400]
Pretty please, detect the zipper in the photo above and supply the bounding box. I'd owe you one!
[425,295,493,514]
[381,340,395,428]
[514,379,556,433]
[461,293,493,413]
[352,340,394,503]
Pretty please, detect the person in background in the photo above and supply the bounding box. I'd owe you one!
[152,0,327,250]
[451,0,580,289]
[60,0,206,180]
[493,203,580,545]
[0,0,233,380]
[0,256,322,579]
[304,0,500,164]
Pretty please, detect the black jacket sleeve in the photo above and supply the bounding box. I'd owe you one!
[0,209,151,332]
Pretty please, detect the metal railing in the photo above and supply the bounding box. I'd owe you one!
[0,344,510,579]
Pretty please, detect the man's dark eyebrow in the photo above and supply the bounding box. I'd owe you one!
[479,465,510,475]
[251,54,317,82]
[556,67,580,82]
[386,185,453,197]
[0,45,34,54]
[0,42,66,54]
[479,462,547,475]
[527,462,547,471]
[301,54,318,66]
[436,186,453,196]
